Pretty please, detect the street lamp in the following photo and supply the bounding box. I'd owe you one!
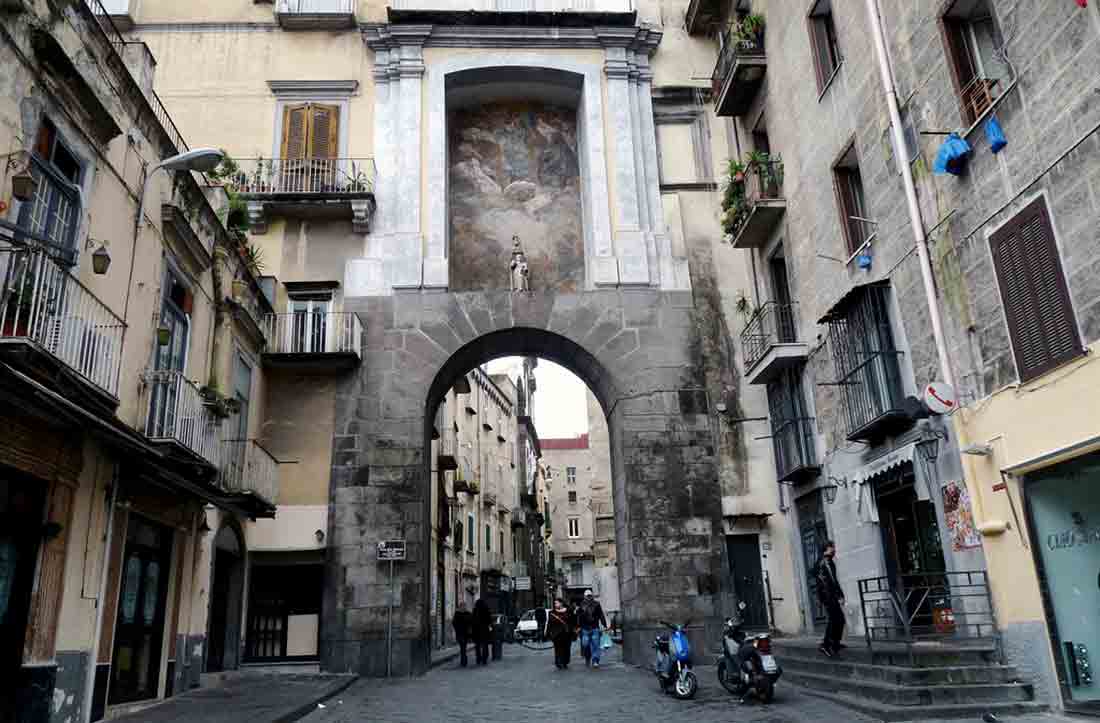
[133,148,225,241]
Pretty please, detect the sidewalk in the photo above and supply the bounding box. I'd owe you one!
[111,673,357,723]
[432,644,461,667]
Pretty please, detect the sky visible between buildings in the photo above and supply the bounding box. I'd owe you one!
[484,357,589,438]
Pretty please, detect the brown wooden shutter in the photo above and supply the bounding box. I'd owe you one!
[990,196,1082,382]
[941,17,977,124]
[308,104,339,160]
[23,480,75,663]
[833,168,858,253]
[808,15,829,92]
[281,104,309,159]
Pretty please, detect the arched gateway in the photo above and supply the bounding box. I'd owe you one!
[328,290,730,675]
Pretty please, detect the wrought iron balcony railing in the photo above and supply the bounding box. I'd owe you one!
[277,0,354,12]
[771,416,818,483]
[262,311,362,356]
[219,439,280,505]
[741,301,798,372]
[0,222,125,398]
[143,369,220,465]
[391,0,632,11]
[712,29,766,117]
[232,158,375,197]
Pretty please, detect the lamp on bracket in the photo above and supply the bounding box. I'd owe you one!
[823,476,849,505]
[916,421,949,496]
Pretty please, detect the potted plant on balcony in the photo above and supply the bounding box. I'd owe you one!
[199,384,241,419]
[721,159,749,242]
[733,13,765,50]
[2,275,37,337]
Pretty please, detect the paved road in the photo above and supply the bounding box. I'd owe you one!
[300,642,881,723]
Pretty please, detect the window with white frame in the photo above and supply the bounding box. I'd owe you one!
[568,517,580,538]
[19,117,82,253]
[566,466,577,485]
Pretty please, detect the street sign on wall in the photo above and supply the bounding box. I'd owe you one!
[514,576,532,590]
[377,540,406,561]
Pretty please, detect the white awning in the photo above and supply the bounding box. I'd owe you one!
[850,442,918,486]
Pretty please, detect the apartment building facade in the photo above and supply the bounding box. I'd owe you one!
[701,0,1100,710]
[0,2,283,721]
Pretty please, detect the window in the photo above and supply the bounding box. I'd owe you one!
[808,0,842,93]
[280,103,340,160]
[989,196,1081,382]
[941,0,1009,126]
[568,491,577,505]
[568,517,580,538]
[233,352,252,440]
[544,500,551,533]
[499,529,505,557]
[566,467,577,485]
[825,284,906,441]
[485,524,491,552]
[155,270,192,373]
[467,513,475,552]
[832,142,869,255]
[766,367,817,482]
[20,118,82,251]
[570,562,583,586]
[454,520,463,545]
[286,291,332,354]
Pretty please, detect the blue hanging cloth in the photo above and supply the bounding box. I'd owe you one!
[933,133,972,176]
[986,116,1007,154]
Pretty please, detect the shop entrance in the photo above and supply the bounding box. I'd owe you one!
[1026,451,1100,708]
[727,535,769,630]
[109,515,173,705]
[797,490,829,626]
[206,525,245,672]
[874,467,946,633]
[0,475,45,723]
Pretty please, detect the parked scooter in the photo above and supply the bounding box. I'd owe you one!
[716,617,781,703]
[654,620,698,699]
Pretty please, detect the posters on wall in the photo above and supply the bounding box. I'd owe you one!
[943,481,981,550]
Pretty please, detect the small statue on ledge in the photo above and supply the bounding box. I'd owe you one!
[510,235,530,293]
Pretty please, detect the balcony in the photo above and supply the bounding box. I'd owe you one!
[712,30,767,117]
[232,157,376,234]
[0,221,125,406]
[741,302,808,385]
[771,416,820,484]
[143,369,220,467]
[511,506,526,528]
[274,0,356,30]
[482,491,497,507]
[437,433,458,471]
[96,0,136,30]
[261,311,362,372]
[389,0,633,14]
[727,159,785,249]
[683,0,723,36]
[219,439,280,517]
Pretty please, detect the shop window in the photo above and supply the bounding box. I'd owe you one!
[941,0,1010,126]
[989,196,1082,382]
[808,0,842,93]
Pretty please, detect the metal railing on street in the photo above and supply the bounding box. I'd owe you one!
[858,570,1002,662]
[262,311,362,356]
[0,222,125,397]
[231,158,375,196]
[143,369,220,465]
[219,438,280,505]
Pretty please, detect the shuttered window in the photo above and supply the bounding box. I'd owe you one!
[940,0,1009,125]
[808,0,841,93]
[280,103,339,160]
[989,197,1082,382]
[832,142,867,255]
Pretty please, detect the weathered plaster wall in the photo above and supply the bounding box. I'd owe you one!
[449,102,584,293]
[262,369,338,507]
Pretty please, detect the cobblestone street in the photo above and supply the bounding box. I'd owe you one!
[300,643,879,723]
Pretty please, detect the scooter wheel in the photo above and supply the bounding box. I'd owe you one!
[674,670,698,699]
[717,660,739,695]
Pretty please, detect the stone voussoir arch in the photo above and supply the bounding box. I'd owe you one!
[329,288,726,676]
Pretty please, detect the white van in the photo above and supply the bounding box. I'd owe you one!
[515,608,550,641]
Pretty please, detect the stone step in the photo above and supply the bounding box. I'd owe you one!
[792,685,1047,722]
[783,668,1034,707]
[775,638,999,667]
[779,653,1022,686]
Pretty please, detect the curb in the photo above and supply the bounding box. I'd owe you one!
[278,675,359,722]
[430,648,461,668]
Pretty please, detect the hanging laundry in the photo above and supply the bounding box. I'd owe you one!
[933,133,972,176]
[986,116,1007,154]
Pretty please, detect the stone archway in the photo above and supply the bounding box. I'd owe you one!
[327,289,727,675]
[207,521,246,672]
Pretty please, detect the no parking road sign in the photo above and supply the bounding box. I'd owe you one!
[378,539,406,561]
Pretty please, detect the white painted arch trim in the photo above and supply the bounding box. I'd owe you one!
[425,54,614,290]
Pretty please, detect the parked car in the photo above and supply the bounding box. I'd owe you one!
[515,608,549,641]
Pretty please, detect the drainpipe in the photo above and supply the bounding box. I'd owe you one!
[82,464,119,723]
[864,0,955,389]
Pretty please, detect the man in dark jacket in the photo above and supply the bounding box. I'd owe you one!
[577,589,608,668]
[472,598,493,665]
[452,602,472,667]
[815,540,846,657]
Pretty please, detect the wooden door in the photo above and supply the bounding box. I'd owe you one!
[727,535,768,629]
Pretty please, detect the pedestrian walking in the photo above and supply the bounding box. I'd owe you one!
[472,598,492,665]
[577,589,608,668]
[452,602,472,667]
[547,597,575,670]
[815,540,847,658]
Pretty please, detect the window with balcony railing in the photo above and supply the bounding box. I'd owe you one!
[825,284,907,442]
[941,0,1011,126]
[741,301,798,372]
[766,368,818,483]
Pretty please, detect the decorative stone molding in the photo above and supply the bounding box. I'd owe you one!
[350,198,376,234]
[266,79,359,97]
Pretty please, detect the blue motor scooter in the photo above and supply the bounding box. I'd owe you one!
[653,620,698,699]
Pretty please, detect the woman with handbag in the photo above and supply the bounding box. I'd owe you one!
[546,597,575,670]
